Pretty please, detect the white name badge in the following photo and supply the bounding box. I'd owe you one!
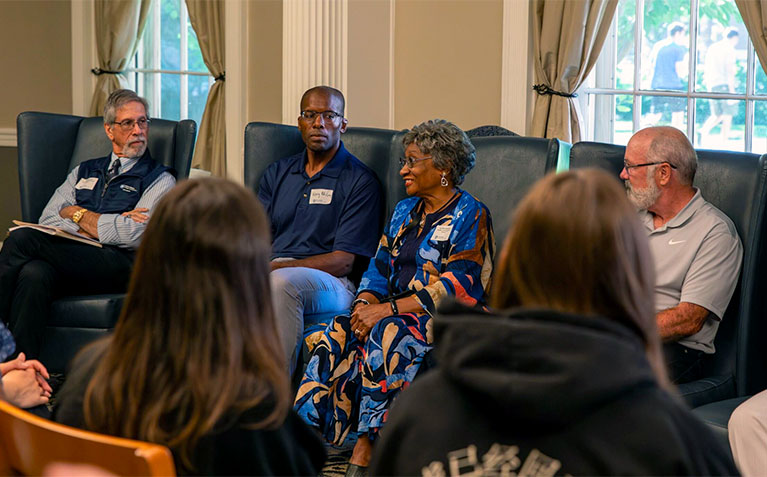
[309,189,334,205]
[431,224,453,241]
[75,177,99,190]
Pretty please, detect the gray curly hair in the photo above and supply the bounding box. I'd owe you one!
[403,119,476,185]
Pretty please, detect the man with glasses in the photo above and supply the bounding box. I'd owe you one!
[621,126,742,384]
[258,86,382,374]
[0,89,175,358]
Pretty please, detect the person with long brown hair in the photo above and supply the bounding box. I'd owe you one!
[371,169,736,475]
[54,178,325,475]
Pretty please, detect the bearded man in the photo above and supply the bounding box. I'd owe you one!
[620,126,742,383]
[0,89,175,358]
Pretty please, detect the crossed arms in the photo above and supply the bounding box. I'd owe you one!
[38,165,175,248]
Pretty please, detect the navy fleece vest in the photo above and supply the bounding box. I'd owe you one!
[75,153,172,214]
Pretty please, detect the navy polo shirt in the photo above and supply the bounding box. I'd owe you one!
[258,142,383,261]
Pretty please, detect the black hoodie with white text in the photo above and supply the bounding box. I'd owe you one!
[371,304,738,476]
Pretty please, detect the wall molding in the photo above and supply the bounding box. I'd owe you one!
[388,0,395,129]
[0,129,16,148]
[71,0,96,117]
[501,0,532,135]
[282,0,348,124]
[225,0,249,183]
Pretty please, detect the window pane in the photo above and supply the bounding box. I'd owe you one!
[581,0,760,152]
[135,72,162,118]
[132,72,142,98]
[642,0,689,91]
[594,0,635,90]
[137,0,159,70]
[161,0,181,71]
[126,71,137,93]
[756,59,767,95]
[614,94,634,145]
[695,98,744,150]
[125,0,213,126]
[586,94,620,142]
[187,20,207,73]
[696,3,746,94]
[584,93,635,144]
[753,101,767,152]
[188,76,211,125]
[641,94,687,131]
[161,73,181,119]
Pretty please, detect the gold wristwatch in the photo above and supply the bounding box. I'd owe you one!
[72,208,88,224]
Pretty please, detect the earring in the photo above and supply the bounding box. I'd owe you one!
[441,173,448,187]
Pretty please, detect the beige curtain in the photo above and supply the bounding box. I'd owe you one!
[530,0,618,142]
[89,0,151,116]
[736,1,767,79]
[186,0,226,177]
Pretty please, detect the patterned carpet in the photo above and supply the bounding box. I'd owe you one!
[321,445,353,477]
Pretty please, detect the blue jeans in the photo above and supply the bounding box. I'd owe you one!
[270,264,355,374]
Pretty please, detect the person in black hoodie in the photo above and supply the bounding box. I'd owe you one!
[371,168,737,476]
[54,178,325,475]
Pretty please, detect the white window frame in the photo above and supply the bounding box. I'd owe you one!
[71,0,248,182]
[580,0,767,152]
[126,0,213,121]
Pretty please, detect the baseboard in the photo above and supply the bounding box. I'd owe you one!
[0,129,16,148]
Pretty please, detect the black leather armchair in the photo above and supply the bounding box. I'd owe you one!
[15,112,196,373]
[569,142,767,409]
[462,136,564,241]
[465,125,519,138]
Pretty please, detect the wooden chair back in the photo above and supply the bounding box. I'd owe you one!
[0,400,175,476]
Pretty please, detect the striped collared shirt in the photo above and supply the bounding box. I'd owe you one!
[38,152,176,249]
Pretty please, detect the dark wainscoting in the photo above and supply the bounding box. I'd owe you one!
[0,146,21,234]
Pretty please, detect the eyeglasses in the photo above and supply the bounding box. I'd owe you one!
[112,117,150,132]
[398,155,432,169]
[623,160,677,172]
[299,110,343,122]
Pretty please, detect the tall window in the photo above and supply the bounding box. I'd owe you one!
[580,0,767,153]
[125,0,212,126]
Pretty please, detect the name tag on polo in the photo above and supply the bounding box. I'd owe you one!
[75,177,99,190]
[431,225,453,241]
[309,189,333,205]
[120,184,138,193]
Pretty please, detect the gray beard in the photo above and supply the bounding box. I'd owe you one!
[625,176,661,210]
[121,141,147,159]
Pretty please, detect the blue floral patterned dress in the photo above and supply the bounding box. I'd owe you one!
[294,190,494,445]
[0,322,15,362]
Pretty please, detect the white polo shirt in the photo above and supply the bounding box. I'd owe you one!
[641,189,743,353]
